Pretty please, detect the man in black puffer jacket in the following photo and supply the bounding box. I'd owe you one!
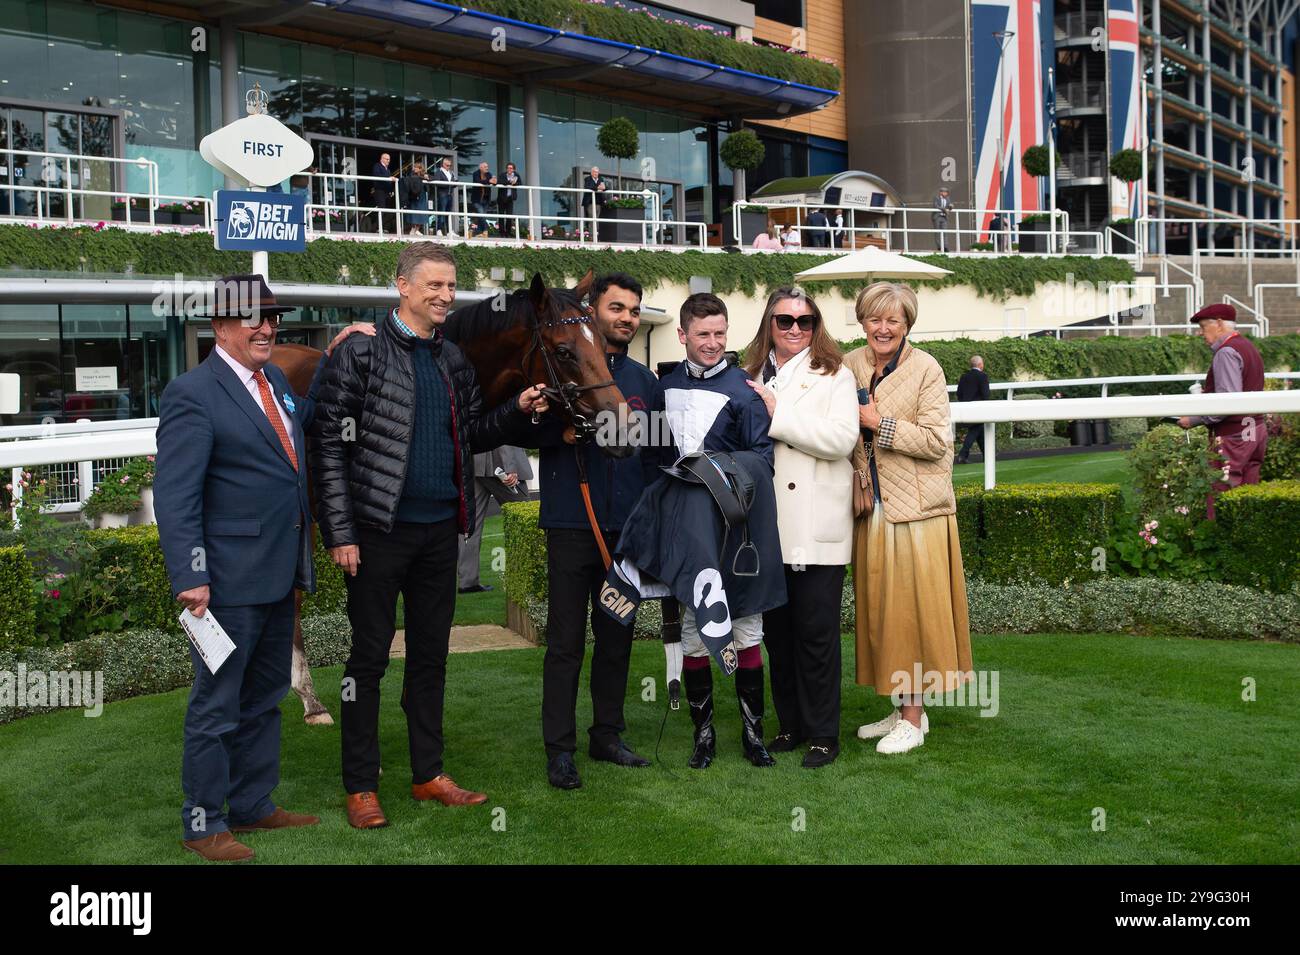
[310,242,548,829]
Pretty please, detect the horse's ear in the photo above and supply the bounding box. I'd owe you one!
[573,269,594,302]
[528,272,549,311]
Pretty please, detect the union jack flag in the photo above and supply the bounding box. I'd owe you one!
[972,1,1050,237]
[1108,0,1145,219]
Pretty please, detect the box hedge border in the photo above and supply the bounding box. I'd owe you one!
[1215,480,1300,592]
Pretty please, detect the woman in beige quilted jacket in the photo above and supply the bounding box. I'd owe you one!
[843,282,972,755]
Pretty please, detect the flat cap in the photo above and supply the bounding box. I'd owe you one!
[1191,303,1235,323]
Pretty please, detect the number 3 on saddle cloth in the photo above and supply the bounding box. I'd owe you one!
[598,449,787,675]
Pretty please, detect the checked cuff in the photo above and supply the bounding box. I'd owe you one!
[877,416,898,449]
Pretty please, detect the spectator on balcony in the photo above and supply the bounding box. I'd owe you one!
[832,208,846,249]
[498,162,521,238]
[805,208,830,248]
[369,153,397,235]
[400,162,432,236]
[470,161,495,237]
[781,224,802,252]
[1177,303,1268,518]
[582,166,608,241]
[955,355,991,465]
[752,226,782,251]
[432,157,458,237]
[932,186,952,253]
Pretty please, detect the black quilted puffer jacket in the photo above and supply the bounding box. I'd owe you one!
[309,313,525,547]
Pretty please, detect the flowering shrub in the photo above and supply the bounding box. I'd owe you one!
[81,456,154,520]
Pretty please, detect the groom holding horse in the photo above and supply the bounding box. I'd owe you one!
[310,242,550,829]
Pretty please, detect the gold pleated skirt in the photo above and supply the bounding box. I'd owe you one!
[852,506,973,697]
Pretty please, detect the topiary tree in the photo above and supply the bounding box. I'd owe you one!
[1022,144,1051,178]
[1109,148,1144,184]
[719,127,765,203]
[596,116,639,187]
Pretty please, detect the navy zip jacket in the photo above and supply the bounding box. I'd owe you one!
[507,345,663,532]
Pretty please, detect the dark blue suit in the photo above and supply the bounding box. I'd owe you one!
[154,350,315,840]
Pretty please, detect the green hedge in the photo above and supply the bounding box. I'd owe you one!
[972,483,1123,584]
[1216,481,1300,593]
[469,0,840,89]
[502,500,547,605]
[0,612,352,724]
[0,545,37,652]
[838,575,1300,643]
[0,225,1134,304]
[842,333,1300,388]
[954,485,983,578]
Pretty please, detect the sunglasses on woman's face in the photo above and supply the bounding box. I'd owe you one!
[773,314,815,331]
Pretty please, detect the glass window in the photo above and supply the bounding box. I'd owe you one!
[0,303,61,426]
[301,46,354,139]
[754,0,803,28]
[61,304,129,421]
[353,54,404,144]
[243,33,302,133]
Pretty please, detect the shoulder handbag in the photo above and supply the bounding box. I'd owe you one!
[851,433,873,517]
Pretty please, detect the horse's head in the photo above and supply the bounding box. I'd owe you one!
[523,270,633,459]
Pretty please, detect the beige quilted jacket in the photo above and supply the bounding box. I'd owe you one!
[843,342,956,523]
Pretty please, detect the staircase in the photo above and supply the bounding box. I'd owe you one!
[1140,256,1300,335]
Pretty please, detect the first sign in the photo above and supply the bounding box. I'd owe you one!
[199,113,313,188]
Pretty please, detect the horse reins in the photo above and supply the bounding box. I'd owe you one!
[521,303,618,569]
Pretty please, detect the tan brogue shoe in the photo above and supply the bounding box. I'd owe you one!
[181,831,255,862]
[411,773,488,806]
[346,791,389,829]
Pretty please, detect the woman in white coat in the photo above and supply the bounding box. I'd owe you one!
[744,287,859,767]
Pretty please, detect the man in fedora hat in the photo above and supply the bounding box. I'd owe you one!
[1178,302,1268,517]
[154,273,320,861]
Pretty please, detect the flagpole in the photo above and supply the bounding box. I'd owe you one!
[1048,66,1057,253]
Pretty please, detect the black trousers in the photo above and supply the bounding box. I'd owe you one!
[959,424,986,459]
[542,527,634,757]
[762,563,844,741]
[498,199,515,237]
[341,519,458,793]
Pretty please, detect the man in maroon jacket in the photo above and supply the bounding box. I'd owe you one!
[1177,303,1267,517]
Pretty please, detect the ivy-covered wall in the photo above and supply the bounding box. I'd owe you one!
[0,224,1135,303]
[468,0,841,89]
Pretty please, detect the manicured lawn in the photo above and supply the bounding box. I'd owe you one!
[1,631,1295,864]
[953,450,1134,488]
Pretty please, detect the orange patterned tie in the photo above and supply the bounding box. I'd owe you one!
[252,370,299,471]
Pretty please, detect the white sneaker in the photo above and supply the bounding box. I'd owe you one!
[876,717,926,754]
[857,709,928,739]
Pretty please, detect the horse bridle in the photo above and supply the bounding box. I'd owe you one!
[522,308,617,442]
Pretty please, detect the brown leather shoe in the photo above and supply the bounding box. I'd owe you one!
[411,773,488,806]
[231,807,321,832]
[346,791,389,829]
[181,831,254,862]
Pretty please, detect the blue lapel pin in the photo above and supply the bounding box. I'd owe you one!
[282,392,296,414]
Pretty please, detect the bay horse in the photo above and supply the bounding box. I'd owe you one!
[270,269,627,723]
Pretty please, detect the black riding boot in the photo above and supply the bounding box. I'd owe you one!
[684,666,716,769]
[736,666,776,767]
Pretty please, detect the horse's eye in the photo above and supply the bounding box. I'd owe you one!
[555,346,576,362]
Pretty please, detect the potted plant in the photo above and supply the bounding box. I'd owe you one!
[1108,148,1144,229]
[1109,216,1138,250]
[723,202,770,246]
[123,456,156,525]
[155,200,204,226]
[110,197,144,223]
[720,127,765,232]
[605,195,648,243]
[1018,212,1053,253]
[81,456,152,528]
[596,116,640,241]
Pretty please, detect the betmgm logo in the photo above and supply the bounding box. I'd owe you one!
[225,199,300,242]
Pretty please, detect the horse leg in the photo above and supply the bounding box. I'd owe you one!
[292,589,334,726]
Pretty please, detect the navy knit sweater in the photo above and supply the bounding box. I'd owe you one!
[395,333,459,523]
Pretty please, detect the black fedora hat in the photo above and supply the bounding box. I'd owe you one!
[200,274,294,320]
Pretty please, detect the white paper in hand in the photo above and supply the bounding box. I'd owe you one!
[179,608,236,674]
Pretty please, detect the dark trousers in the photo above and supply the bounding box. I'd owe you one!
[341,519,458,793]
[471,198,490,233]
[435,193,454,234]
[959,423,985,460]
[181,591,295,839]
[498,199,515,237]
[542,527,634,757]
[762,563,844,742]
